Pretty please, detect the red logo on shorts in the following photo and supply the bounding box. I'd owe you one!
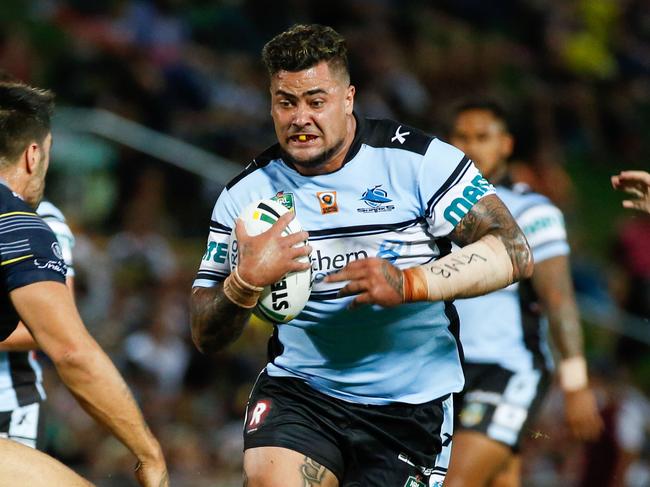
[246,399,272,433]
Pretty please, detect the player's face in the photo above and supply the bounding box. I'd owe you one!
[23,133,51,208]
[450,110,513,180]
[270,61,355,174]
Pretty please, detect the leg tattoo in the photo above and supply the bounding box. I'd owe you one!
[300,457,327,486]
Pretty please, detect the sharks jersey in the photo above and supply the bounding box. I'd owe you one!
[195,116,495,405]
[455,181,568,373]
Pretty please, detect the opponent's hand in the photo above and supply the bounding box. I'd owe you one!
[564,387,603,441]
[325,257,404,308]
[134,458,169,487]
[235,211,311,288]
[611,170,650,213]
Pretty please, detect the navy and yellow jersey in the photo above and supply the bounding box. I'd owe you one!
[0,198,75,411]
[0,183,67,342]
[194,115,495,405]
[455,181,569,373]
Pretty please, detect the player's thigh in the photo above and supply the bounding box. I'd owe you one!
[445,430,512,487]
[490,454,521,487]
[0,437,92,487]
[244,446,339,487]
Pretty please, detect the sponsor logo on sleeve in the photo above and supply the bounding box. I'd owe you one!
[202,242,228,264]
[34,258,66,275]
[443,175,492,226]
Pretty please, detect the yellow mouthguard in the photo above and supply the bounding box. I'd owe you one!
[298,135,307,141]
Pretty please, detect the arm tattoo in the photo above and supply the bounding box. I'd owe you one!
[300,456,327,486]
[190,285,252,353]
[450,194,532,279]
[381,260,404,296]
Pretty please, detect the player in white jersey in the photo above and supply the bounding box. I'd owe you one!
[445,101,603,487]
[191,25,533,487]
[0,200,74,448]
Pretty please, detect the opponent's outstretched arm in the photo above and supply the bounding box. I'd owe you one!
[10,281,168,487]
[327,194,533,306]
[611,170,650,213]
[190,212,312,353]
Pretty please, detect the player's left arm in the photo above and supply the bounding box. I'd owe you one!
[532,255,603,440]
[329,193,533,306]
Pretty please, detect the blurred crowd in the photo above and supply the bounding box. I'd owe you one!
[1,0,649,485]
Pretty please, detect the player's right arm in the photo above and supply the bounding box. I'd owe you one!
[9,282,168,487]
[0,276,74,352]
[190,210,311,354]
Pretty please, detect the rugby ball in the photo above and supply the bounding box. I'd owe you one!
[228,199,312,323]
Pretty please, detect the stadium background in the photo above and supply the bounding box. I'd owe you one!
[2,0,649,485]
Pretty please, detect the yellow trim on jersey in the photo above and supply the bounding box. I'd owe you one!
[0,254,34,266]
[0,211,37,218]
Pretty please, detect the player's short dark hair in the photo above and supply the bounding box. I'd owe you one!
[0,80,55,168]
[262,24,349,81]
[451,99,511,132]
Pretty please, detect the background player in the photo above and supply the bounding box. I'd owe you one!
[0,80,167,485]
[445,100,603,487]
[191,24,533,487]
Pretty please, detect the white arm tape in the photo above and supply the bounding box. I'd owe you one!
[403,235,515,302]
[559,356,589,392]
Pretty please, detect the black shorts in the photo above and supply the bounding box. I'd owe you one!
[453,363,550,451]
[244,370,453,487]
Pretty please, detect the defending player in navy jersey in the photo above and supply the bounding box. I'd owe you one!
[191,25,533,487]
[0,200,74,449]
[445,101,603,487]
[0,80,167,486]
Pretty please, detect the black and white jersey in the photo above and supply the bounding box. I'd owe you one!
[0,183,68,410]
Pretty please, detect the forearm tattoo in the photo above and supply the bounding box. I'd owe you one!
[451,194,532,279]
[190,285,251,353]
[300,457,327,486]
[381,260,404,296]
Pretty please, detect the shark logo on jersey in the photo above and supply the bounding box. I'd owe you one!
[392,125,411,144]
[271,191,295,212]
[358,185,395,213]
